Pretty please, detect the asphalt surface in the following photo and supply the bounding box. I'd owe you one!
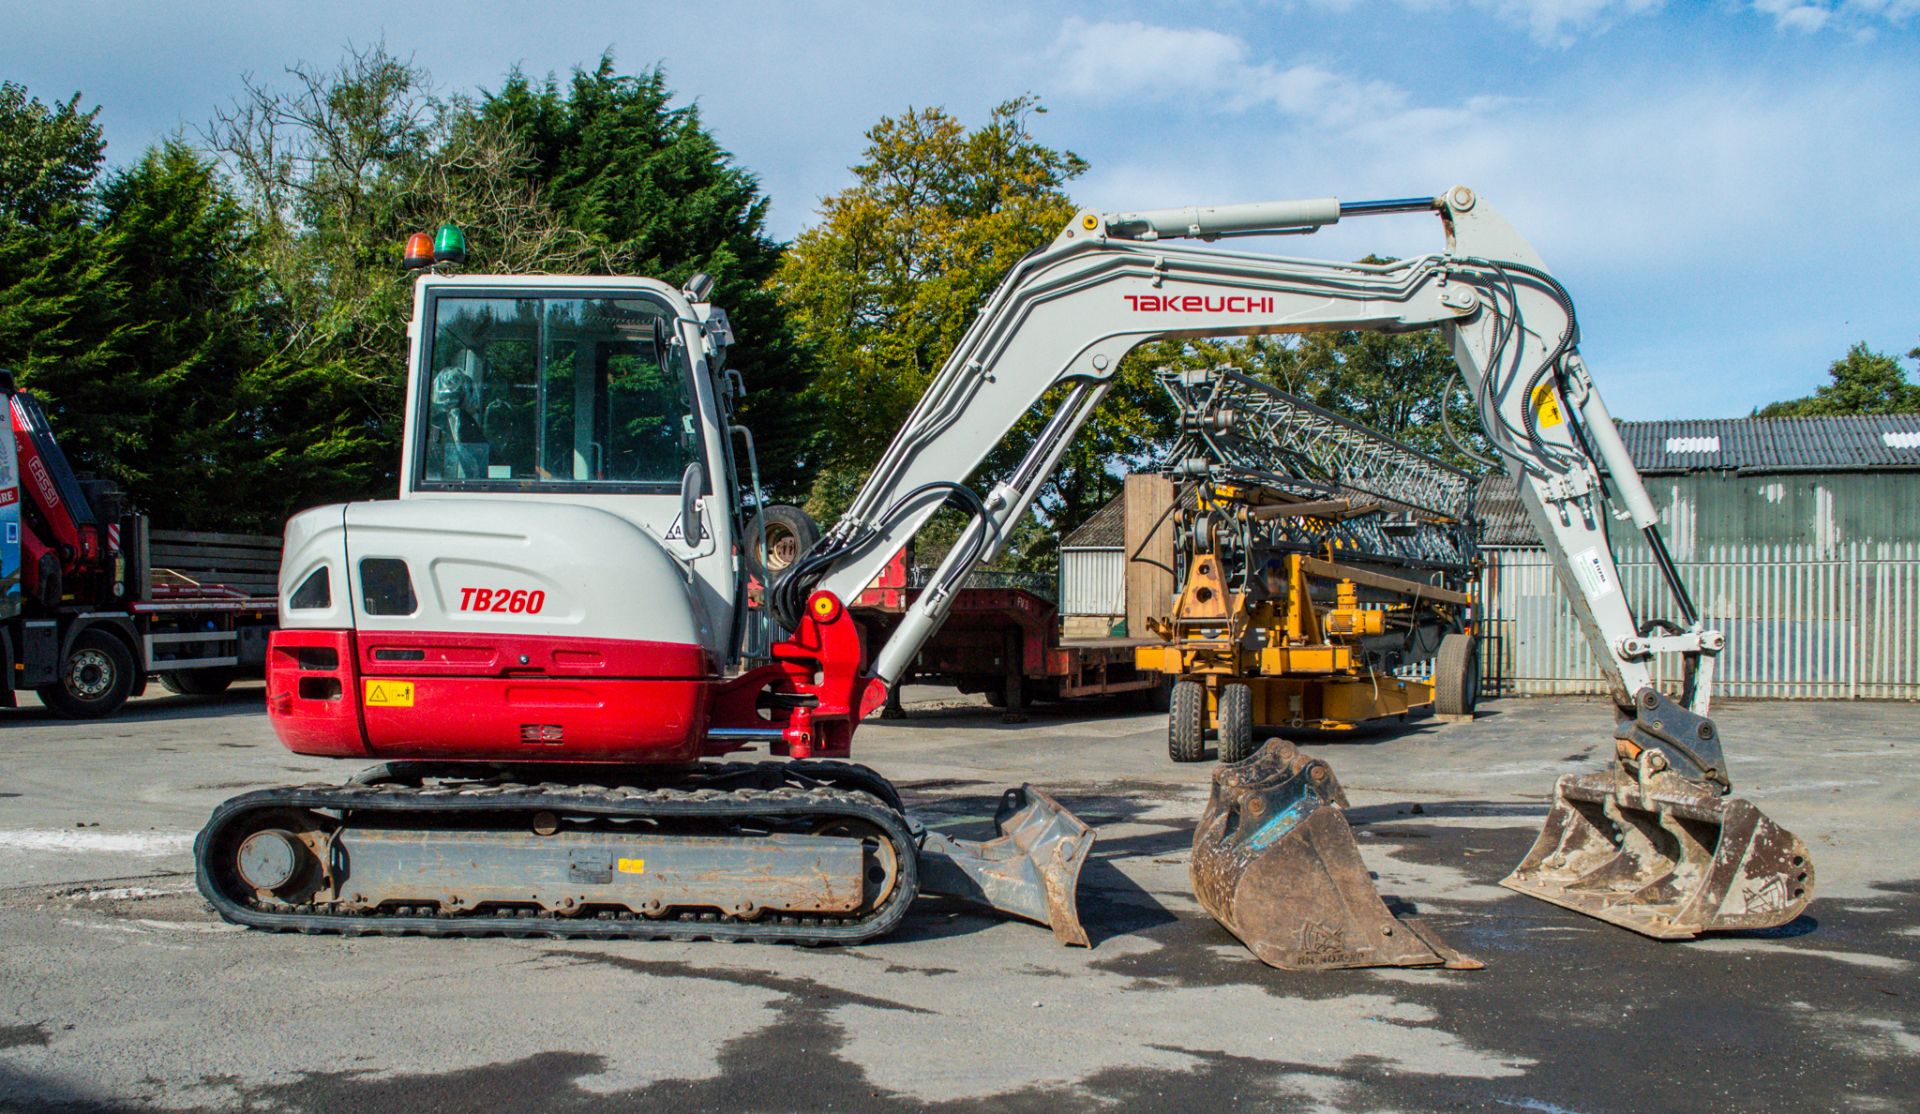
[2,685,1916,1112]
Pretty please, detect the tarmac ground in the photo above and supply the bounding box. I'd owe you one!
[2,684,1916,1112]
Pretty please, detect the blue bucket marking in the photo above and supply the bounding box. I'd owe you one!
[1244,786,1324,853]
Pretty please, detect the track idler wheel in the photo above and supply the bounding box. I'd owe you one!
[1191,739,1476,971]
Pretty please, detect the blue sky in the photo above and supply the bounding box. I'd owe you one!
[4,0,1916,418]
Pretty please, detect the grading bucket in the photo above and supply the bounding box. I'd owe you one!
[1503,767,1814,938]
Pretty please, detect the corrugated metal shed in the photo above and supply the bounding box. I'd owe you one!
[1061,493,1126,550]
[1619,414,1920,474]
[1475,412,1920,699]
[1476,414,1920,548]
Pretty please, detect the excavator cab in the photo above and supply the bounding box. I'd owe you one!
[268,277,746,762]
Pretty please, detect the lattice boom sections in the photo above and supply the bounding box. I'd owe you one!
[1158,367,1475,521]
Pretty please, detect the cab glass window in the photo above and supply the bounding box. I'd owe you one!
[417,294,702,491]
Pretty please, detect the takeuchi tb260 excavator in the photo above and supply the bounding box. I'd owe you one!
[197,187,1813,959]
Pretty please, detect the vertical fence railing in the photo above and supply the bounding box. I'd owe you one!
[1480,542,1920,700]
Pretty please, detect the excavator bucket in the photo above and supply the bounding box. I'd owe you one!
[1503,770,1814,938]
[1191,740,1476,971]
[915,785,1095,946]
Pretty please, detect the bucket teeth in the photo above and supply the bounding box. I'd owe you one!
[1191,740,1473,971]
[1502,769,1815,939]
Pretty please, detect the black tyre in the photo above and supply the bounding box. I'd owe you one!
[1217,682,1256,763]
[1169,679,1207,763]
[743,505,821,582]
[1434,632,1480,717]
[38,628,136,719]
[159,668,237,697]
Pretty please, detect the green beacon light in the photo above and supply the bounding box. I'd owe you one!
[433,223,467,265]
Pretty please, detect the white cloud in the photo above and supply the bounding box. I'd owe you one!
[1050,18,1916,267]
[1299,0,1666,46]
[1751,0,1920,32]
[1053,19,1250,98]
[1754,0,1834,30]
[1052,18,1435,126]
[1473,0,1666,45]
[1035,16,1920,417]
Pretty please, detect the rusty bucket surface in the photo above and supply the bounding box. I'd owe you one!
[915,785,1095,946]
[1502,769,1814,939]
[1192,740,1473,971]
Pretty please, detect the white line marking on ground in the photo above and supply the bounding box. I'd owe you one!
[71,884,194,901]
[1693,939,1910,971]
[0,830,194,854]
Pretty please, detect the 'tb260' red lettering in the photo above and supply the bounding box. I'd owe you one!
[457,587,546,614]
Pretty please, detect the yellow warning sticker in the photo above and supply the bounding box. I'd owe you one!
[616,858,646,875]
[363,680,415,707]
[1530,381,1565,428]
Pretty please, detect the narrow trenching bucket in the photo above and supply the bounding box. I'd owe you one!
[1191,740,1476,971]
[914,785,1096,946]
[1502,769,1814,939]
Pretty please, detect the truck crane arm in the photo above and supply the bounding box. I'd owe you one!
[775,186,1811,940]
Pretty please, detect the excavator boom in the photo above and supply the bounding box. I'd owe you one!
[780,186,1812,945]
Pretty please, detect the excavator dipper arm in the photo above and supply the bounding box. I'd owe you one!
[781,186,1811,943]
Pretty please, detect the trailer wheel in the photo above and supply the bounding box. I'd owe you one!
[1434,632,1479,718]
[1217,683,1256,763]
[39,629,135,719]
[159,668,237,697]
[1168,679,1207,763]
[744,505,820,582]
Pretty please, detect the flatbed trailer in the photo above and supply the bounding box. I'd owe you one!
[852,550,1162,719]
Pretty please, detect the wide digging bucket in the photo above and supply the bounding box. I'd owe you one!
[1192,740,1475,971]
[915,785,1095,946]
[1502,769,1814,939]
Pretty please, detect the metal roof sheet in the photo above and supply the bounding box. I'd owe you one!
[1473,474,1535,546]
[1619,414,1920,473]
[1060,492,1127,549]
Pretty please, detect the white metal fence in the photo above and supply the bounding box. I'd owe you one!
[1480,542,1920,700]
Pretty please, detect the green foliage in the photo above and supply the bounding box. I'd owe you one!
[0,81,102,228]
[0,59,1495,548]
[0,83,317,530]
[1755,342,1920,417]
[778,97,1086,474]
[2,52,801,530]
[208,45,595,506]
[776,97,1121,566]
[87,143,277,526]
[480,58,803,496]
[0,81,135,499]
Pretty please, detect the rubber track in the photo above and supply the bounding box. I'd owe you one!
[195,781,919,945]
